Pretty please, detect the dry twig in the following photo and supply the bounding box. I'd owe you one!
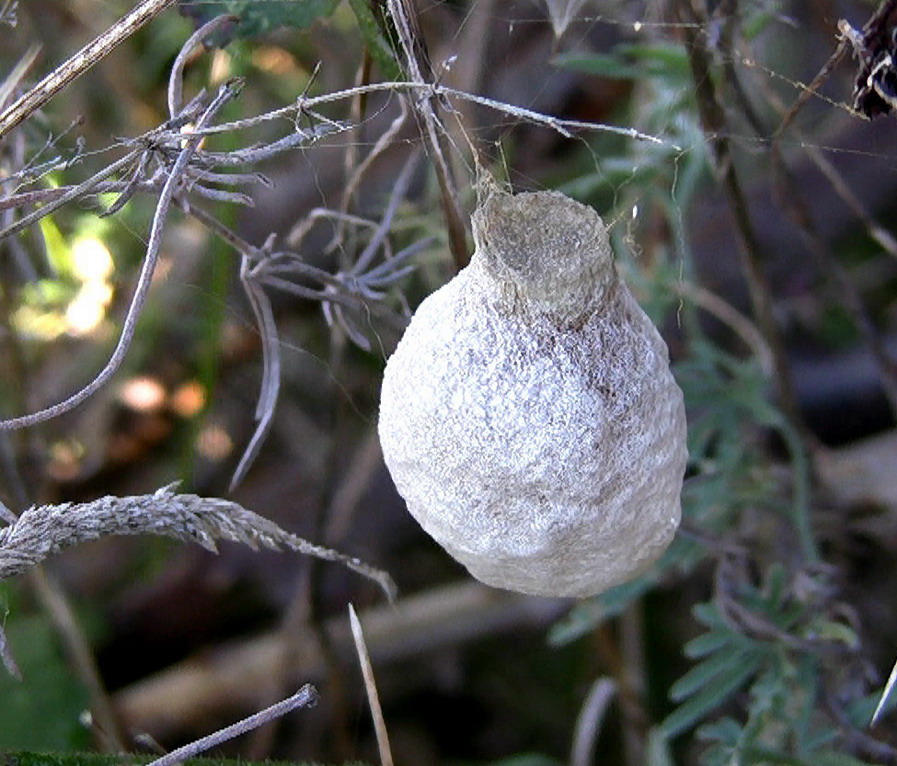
[349,603,393,766]
[0,0,177,138]
[147,685,318,766]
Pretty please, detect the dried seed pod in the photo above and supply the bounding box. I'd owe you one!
[378,182,687,598]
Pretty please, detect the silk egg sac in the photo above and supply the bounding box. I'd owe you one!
[378,180,687,598]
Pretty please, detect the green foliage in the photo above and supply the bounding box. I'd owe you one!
[555,42,691,83]
[347,0,403,80]
[0,615,90,750]
[178,0,339,39]
[660,569,867,764]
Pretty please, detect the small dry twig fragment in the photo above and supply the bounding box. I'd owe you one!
[0,0,177,138]
[147,684,318,766]
[349,603,393,766]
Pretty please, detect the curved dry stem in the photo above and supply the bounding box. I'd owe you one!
[0,81,240,431]
[676,282,773,375]
[167,14,239,120]
[230,252,282,491]
[570,678,617,766]
[0,483,396,601]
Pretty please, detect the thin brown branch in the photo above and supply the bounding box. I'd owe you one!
[769,152,897,418]
[386,0,469,270]
[680,0,808,452]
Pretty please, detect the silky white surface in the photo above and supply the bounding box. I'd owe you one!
[379,188,687,597]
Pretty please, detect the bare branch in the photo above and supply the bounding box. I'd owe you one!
[168,14,239,120]
[0,150,141,242]
[230,248,282,491]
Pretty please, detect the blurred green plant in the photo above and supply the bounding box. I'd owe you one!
[0,610,90,750]
[177,0,339,39]
[547,20,891,764]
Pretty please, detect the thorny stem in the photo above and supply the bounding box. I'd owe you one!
[680,0,818,562]
[0,0,177,139]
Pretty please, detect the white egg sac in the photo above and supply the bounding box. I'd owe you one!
[379,182,687,598]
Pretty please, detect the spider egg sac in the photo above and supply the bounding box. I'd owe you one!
[378,182,688,598]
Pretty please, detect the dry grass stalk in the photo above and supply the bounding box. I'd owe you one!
[349,603,393,766]
[0,482,395,597]
[146,684,318,766]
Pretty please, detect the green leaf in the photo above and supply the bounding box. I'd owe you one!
[692,601,729,630]
[478,755,563,766]
[695,716,742,745]
[661,654,762,739]
[554,43,689,82]
[548,576,654,646]
[554,52,645,80]
[646,727,675,766]
[347,0,402,80]
[670,647,761,703]
[813,751,878,766]
[683,629,740,659]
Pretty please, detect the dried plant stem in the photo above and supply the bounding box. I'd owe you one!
[770,154,897,417]
[0,45,41,112]
[115,581,566,738]
[570,678,616,766]
[349,604,393,766]
[147,685,318,766]
[0,81,238,431]
[387,0,469,270]
[0,0,177,138]
[675,282,773,374]
[681,1,816,536]
[0,483,396,599]
[0,150,141,243]
[193,81,670,146]
[619,604,648,766]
